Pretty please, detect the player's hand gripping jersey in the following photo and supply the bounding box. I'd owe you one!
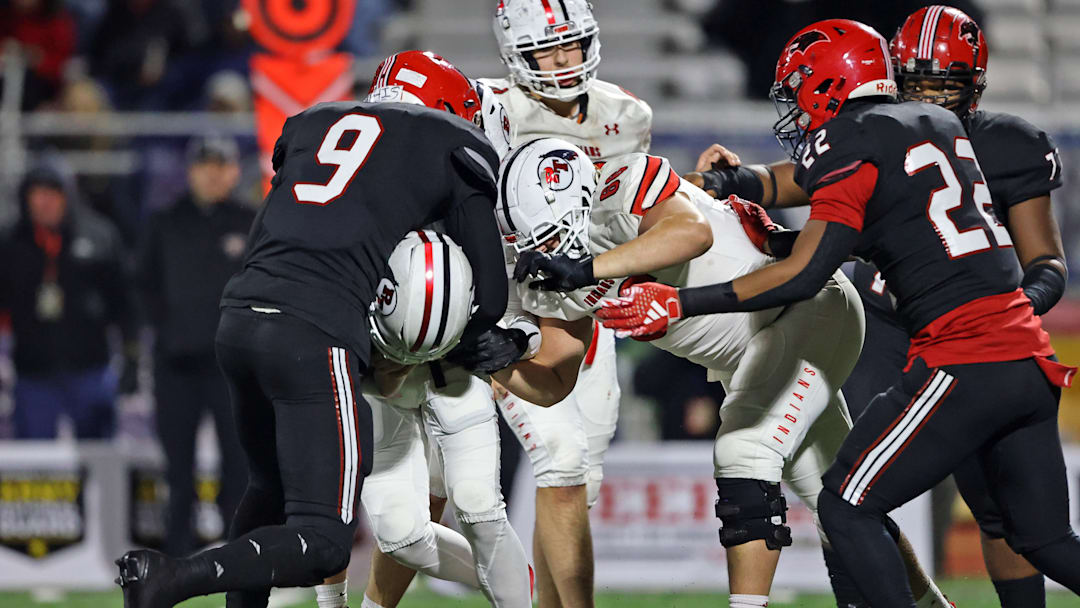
[520,152,786,373]
[478,77,651,159]
[221,102,506,365]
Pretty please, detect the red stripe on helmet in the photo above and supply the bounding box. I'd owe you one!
[410,231,436,352]
[539,0,557,25]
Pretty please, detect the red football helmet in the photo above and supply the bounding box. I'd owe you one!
[771,19,896,160]
[366,50,482,125]
[890,6,987,118]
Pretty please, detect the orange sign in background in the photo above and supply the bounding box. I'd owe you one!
[244,0,358,190]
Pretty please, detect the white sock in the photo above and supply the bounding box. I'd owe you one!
[730,593,769,607]
[315,581,348,608]
[915,579,951,608]
[360,594,387,608]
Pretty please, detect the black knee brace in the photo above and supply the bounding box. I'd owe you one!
[715,478,792,550]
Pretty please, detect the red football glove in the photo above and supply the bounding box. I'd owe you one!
[617,275,667,341]
[725,195,778,254]
[596,282,682,339]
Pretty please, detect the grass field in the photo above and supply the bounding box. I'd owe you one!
[0,580,1075,607]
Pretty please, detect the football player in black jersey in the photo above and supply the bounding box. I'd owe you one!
[113,52,520,608]
[685,6,1068,606]
[598,20,1080,607]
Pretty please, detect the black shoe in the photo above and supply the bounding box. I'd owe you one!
[115,549,181,608]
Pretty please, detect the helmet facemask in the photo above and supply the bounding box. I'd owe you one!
[501,20,600,101]
[771,69,813,162]
[510,204,592,260]
[895,58,985,119]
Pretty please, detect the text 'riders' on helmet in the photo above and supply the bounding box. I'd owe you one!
[771,19,897,161]
[366,50,483,125]
[890,5,988,118]
[496,138,596,260]
[493,0,601,101]
[370,230,476,365]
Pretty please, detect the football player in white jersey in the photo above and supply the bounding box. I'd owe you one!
[473,2,652,605]
[505,138,948,608]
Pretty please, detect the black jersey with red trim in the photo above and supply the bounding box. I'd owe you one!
[221,101,506,365]
[854,108,1063,320]
[795,99,1022,335]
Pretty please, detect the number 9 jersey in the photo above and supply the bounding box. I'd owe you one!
[221,101,506,367]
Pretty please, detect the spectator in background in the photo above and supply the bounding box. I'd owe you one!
[0,0,77,110]
[89,0,192,109]
[52,77,143,247]
[204,70,250,114]
[0,163,138,439]
[701,0,985,99]
[633,349,722,440]
[136,136,252,556]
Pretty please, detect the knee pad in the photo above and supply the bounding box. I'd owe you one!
[715,478,792,550]
[369,500,426,548]
[450,478,499,519]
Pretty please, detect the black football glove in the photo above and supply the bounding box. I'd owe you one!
[445,326,530,374]
[514,251,595,292]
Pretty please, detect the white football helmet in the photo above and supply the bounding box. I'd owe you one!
[493,0,601,100]
[496,138,596,260]
[474,80,515,160]
[370,230,476,365]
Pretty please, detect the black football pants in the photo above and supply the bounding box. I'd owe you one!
[210,307,373,607]
[819,357,1080,607]
[843,310,1015,541]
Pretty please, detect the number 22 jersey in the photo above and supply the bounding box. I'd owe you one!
[795,99,1062,375]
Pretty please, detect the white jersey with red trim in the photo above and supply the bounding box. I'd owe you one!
[521,152,784,372]
[477,77,652,160]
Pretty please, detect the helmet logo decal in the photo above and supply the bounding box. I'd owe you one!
[376,278,397,316]
[786,30,830,58]
[538,149,579,192]
[959,21,979,47]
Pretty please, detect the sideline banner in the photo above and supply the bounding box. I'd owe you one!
[0,443,126,589]
[510,441,936,591]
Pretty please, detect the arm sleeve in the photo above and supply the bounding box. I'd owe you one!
[700,166,765,202]
[679,222,860,315]
[1021,261,1066,316]
[444,145,509,342]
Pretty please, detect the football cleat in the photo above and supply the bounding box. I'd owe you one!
[115,549,181,608]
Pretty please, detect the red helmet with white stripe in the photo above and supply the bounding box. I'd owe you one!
[370,230,476,365]
[493,0,601,100]
[366,50,483,125]
[771,19,896,160]
[890,6,988,118]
